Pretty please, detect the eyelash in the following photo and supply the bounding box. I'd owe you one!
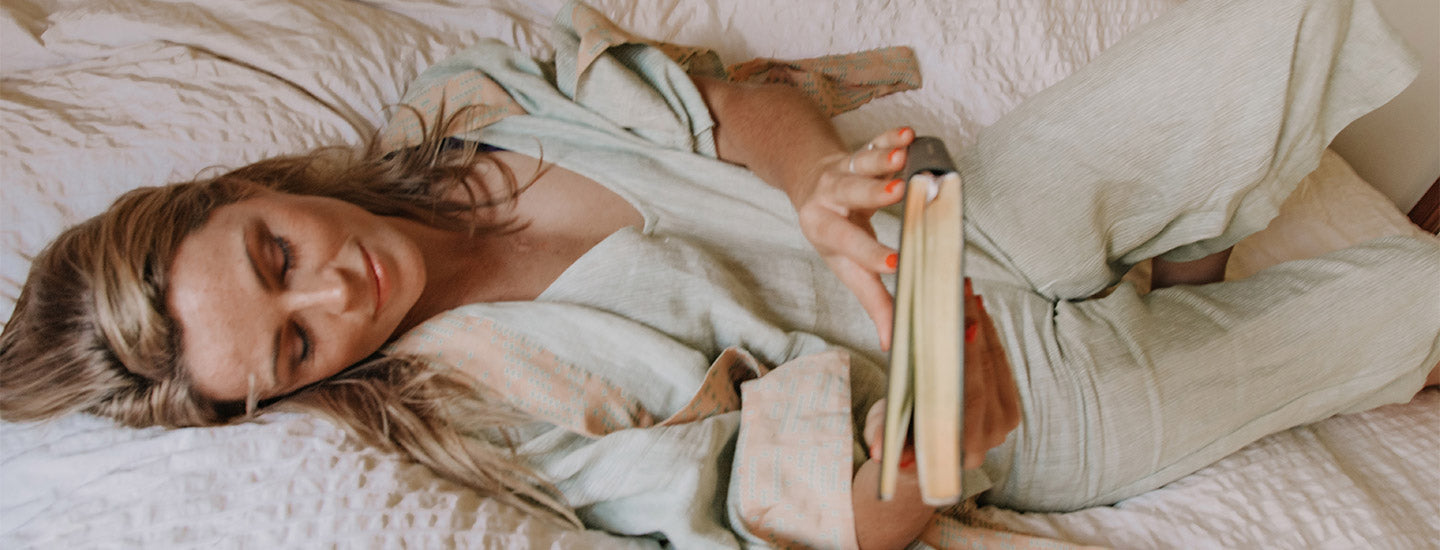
[273,235,295,278]
[294,323,312,364]
[271,235,311,365]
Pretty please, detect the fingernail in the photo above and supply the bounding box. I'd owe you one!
[965,323,979,343]
[870,443,881,460]
[899,450,916,470]
[884,179,903,194]
[885,253,899,270]
[964,278,973,295]
[889,149,903,164]
[900,127,914,140]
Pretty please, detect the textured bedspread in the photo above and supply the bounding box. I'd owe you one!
[5,391,1434,547]
[968,390,1440,548]
[3,0,1436,548]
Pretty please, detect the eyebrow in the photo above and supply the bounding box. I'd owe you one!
[243,220,282,394]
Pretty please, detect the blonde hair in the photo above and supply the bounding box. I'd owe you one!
[0,117,580,527]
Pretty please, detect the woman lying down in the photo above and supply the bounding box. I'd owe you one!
[3,0,1437,548]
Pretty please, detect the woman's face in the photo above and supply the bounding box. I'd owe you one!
[168,189,426,402]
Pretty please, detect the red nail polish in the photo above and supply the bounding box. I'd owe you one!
[899,450,916,469]
[885,253,899,270]
[889,149,903,164]
[884,179,903,194]
[900,127,914,140]
[965,323,979,343]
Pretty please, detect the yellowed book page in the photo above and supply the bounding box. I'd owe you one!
[879,176,931,500]
[914,172,964,506]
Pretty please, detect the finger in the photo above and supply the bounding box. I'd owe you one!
[962,331,988,469]
[969,299,1020,469]
[966,370,1010,469]
[825,175,907,211]
[863,399,888,456]
[962,378,989,470]
[864,126,917,152]
[850,145,908,177]
[807,211,897,273]
[851,127,915,176]
[963,291,1006,470]
[977,355,1010,458]
[828,257,895,349]
[963,282,980,328]
[964,445,986,470]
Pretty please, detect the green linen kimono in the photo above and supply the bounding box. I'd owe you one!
[384,0,1438,547]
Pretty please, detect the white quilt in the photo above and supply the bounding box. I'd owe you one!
[3,0,1436,548]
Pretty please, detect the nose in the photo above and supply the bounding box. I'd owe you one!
[282,267,363,316]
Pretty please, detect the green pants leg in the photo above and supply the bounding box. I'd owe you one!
[955,0,1438,510]
[987,236,1440,510]
[959,0,1418,299]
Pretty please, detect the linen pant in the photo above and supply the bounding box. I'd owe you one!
[958,0,1440,511]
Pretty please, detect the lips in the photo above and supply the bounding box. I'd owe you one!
[360,244,390,319]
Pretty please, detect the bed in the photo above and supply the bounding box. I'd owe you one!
[3,0,1437,548]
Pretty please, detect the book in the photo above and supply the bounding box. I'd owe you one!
[877,136,966,505]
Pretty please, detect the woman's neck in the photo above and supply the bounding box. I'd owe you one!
[384,214,567,338]
[383,150,645,338]
[386,216,494,337]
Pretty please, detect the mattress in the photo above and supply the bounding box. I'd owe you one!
[3,0,1436,548]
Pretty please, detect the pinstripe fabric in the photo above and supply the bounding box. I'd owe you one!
[953,0,1439,511]
[382,0,1438,545]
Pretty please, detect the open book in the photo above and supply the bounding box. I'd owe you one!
[877,137,966,505]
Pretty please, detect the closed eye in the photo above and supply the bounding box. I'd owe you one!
[266,231,309,380]
[293,322,312,366]
[273,235,295,279]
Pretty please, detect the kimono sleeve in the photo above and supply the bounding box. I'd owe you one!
[550,0,719,157]
[386,304,866,548]
[380,1,717,158]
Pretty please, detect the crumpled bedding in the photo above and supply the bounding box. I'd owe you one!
[1,411,656,548]
[3,0,1436,548]
[967,390,1440,549]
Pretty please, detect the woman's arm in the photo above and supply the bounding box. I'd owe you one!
[851,455,938,549]
[1151,247,1232,289]
[690,76,850,201]
[691,77,1022,548]
[690,75,913,347]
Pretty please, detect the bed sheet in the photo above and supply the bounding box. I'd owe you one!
[967,390,1440,549]
[0,0,1173,320]
[3,0,1437,548]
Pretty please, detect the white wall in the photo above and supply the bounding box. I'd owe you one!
[1329,0,1439,212]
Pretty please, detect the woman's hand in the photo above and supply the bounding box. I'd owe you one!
[959,280,1020,469]
[787,127,916,349]
[688,76,911,347]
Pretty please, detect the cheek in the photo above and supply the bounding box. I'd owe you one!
[341,320,390,367]
[301,323,376,387]
[336,323,383,367]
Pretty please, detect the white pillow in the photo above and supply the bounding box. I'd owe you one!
[0,0,1184,324]
[0,0,555,323]
[1122,149,1431,293]
[1226,149,1433,279]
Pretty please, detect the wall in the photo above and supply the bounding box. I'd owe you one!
[1330,0,1439,212]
